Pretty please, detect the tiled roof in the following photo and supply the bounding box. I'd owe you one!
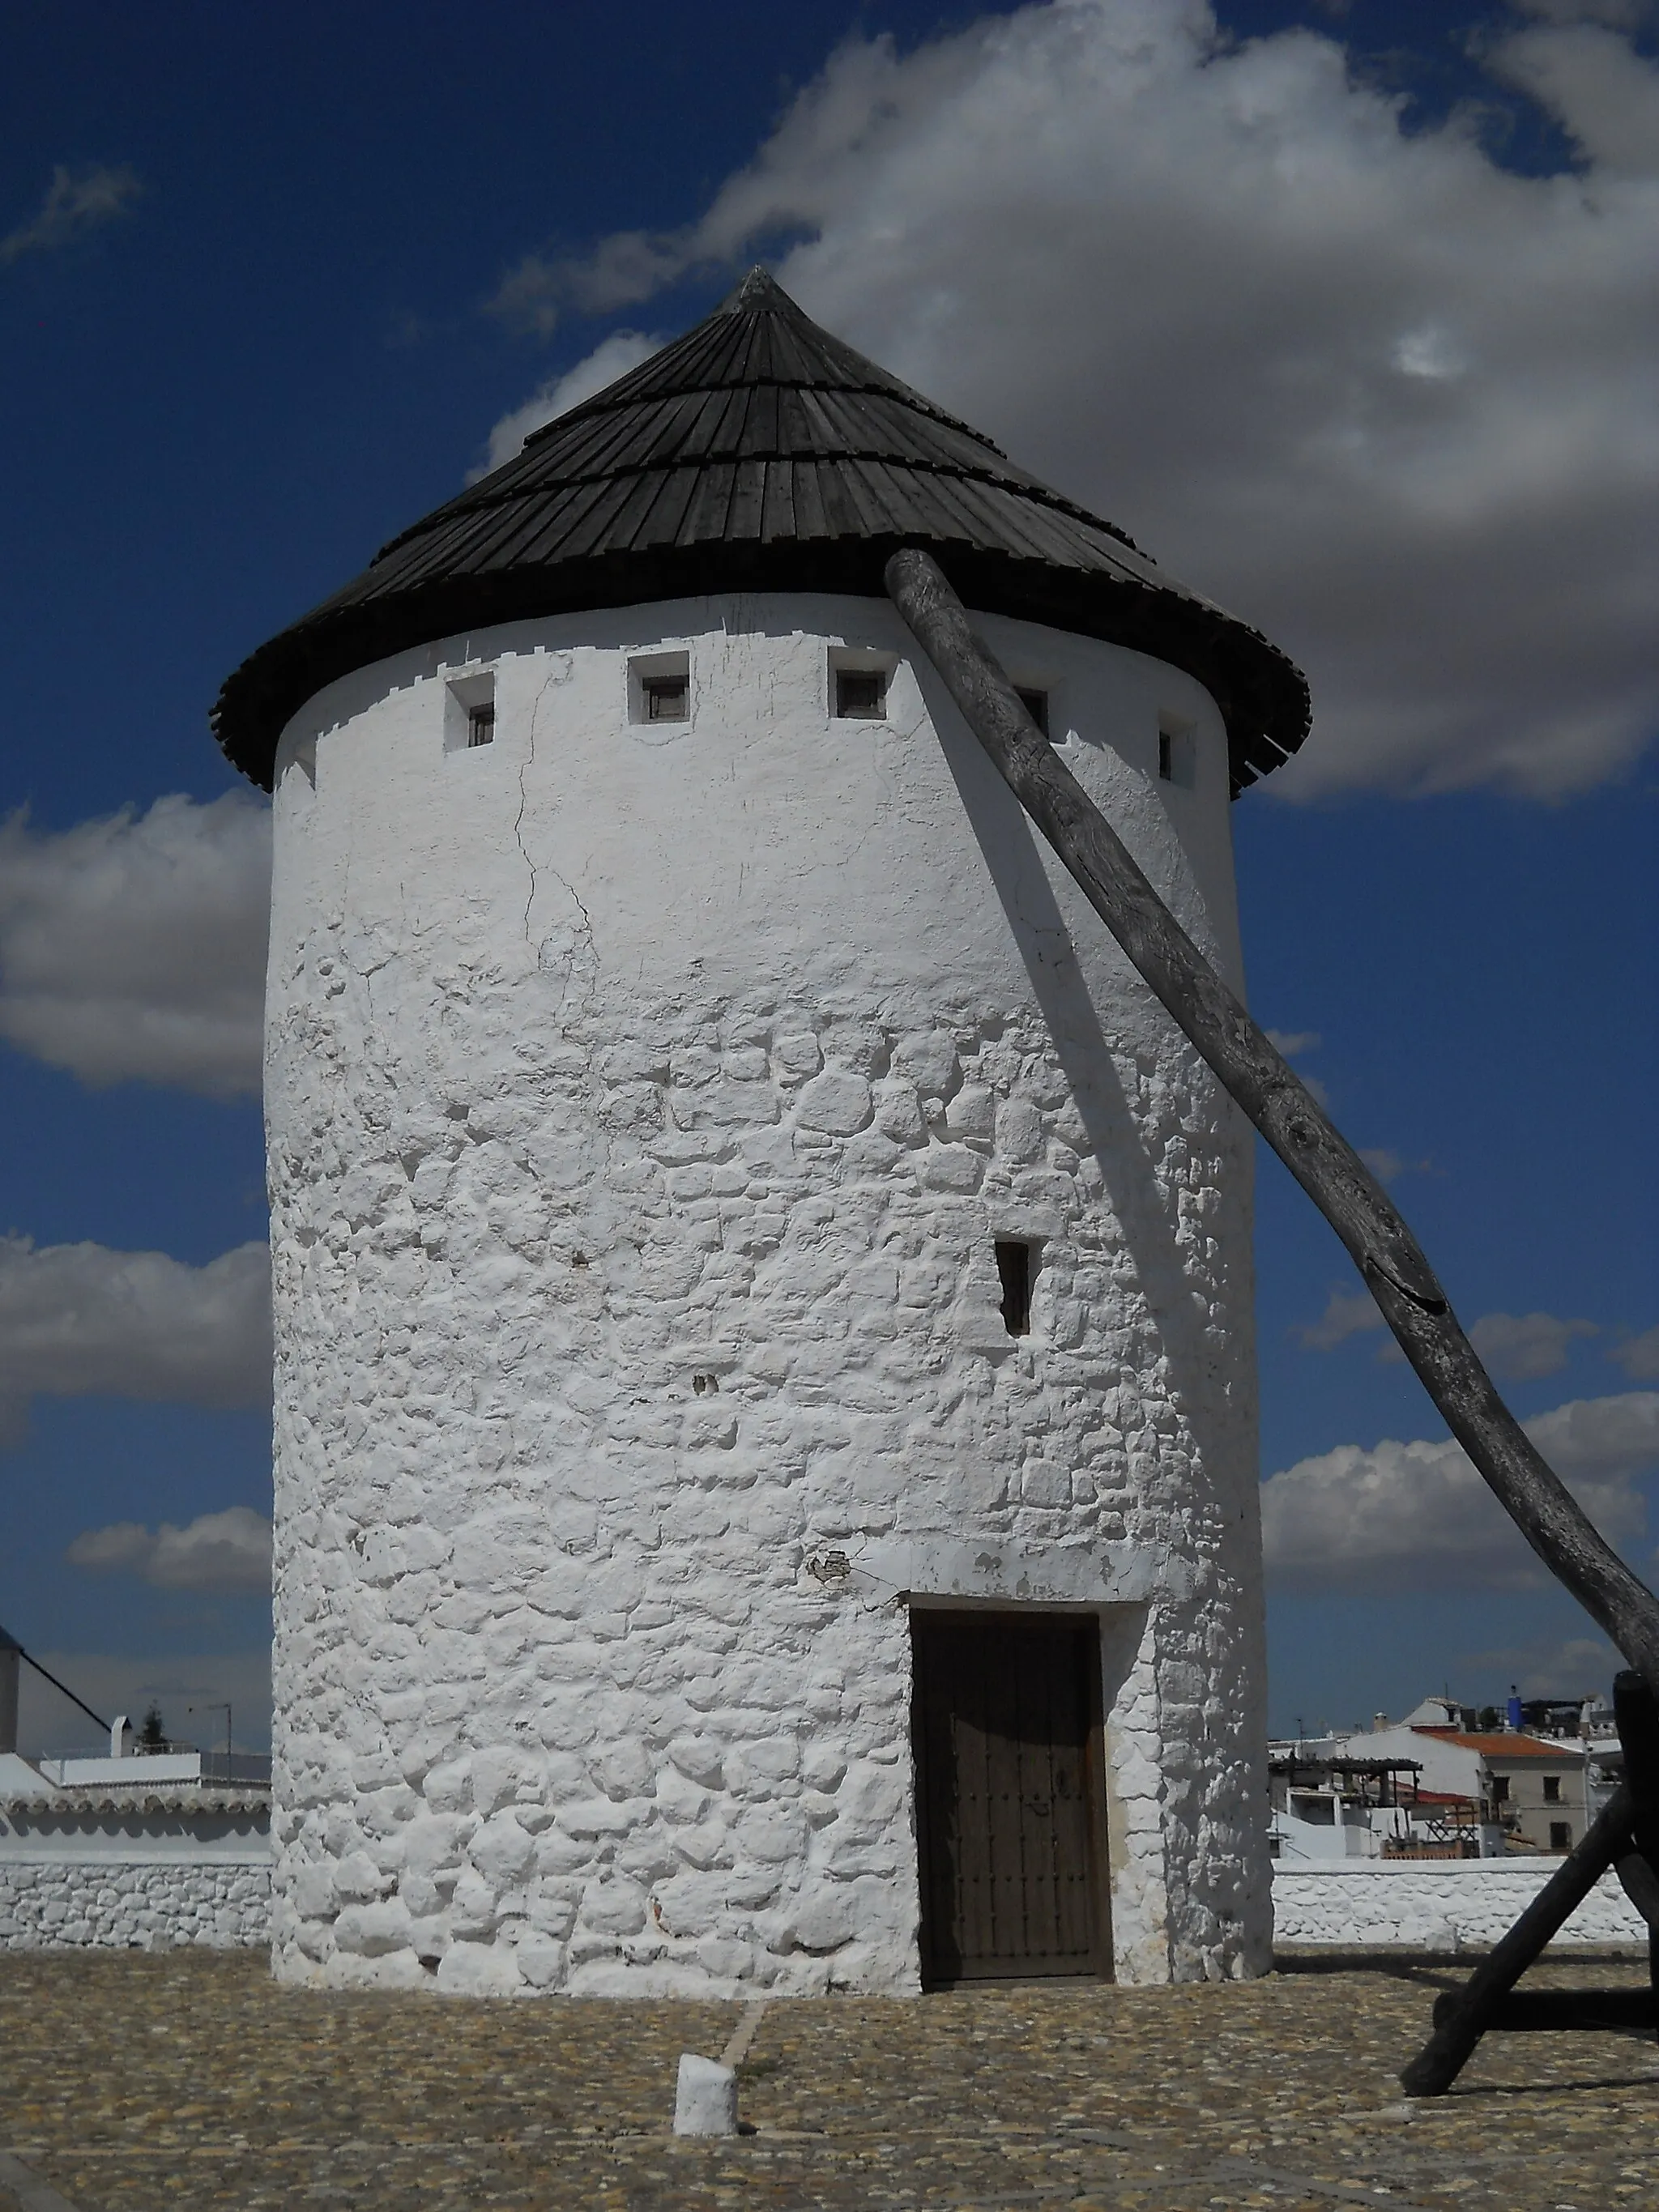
[1,1789,271,1816]
[1415,1731,1581,1760]
[212,269,1311,795]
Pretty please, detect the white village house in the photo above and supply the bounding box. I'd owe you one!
[0,1635,270,1950]
[1269,1696,1599,1865]
[211,271,1316,1997]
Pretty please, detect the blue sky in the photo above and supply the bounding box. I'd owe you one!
[2,0,1654,1749]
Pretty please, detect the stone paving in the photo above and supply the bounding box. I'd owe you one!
[1,1953,1656,2210]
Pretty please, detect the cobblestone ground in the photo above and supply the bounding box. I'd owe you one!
[1,1954,1655,2211]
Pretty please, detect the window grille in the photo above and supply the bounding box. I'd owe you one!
[467,704,495,748]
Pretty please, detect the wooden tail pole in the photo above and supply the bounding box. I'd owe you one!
[1400,1671,1659,2095]
[883,545,1659,1700]
[1397,1785,1636,2095]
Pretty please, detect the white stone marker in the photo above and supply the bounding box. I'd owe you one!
[673,2052,739,2137]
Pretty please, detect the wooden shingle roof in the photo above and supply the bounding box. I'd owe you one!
[213,269,1310,793]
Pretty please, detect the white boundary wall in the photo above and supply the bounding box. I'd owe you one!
[1273,1860,1648,1950]
[0,1860,271,1950]
[6,1859,1640,1958]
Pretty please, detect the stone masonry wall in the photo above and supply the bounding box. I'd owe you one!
[8,1860,1636,1959]
[0,1861,271,1950]
[264,595,1269,1997]
[9,1860,1635,1959]
[1273,1862,1648,1950]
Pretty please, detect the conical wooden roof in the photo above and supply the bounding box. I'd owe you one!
[213,269,1308,792]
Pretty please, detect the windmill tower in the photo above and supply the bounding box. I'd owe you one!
[215,270,1309,1995]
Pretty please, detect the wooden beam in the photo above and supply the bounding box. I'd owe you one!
[1407,1798,1632,2093]
[1463,1987,1655,2034]
[884,544,1659,1698]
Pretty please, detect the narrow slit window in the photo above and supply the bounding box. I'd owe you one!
[835,668,887,719]
[995,1240,1033,1336]
[1158,718,1196,787]
[643,674,689,722]
[467,703,495,748]
[1016,687,1049,737]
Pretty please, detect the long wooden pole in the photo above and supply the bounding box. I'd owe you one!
[884,545,1659,1698]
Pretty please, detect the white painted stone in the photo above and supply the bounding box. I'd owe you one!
[334,1898,414,1956]
[674,2052,739,2137]
[0,1860,271,1950]
[262,592,1266,1993]
[435,1940,524,1996]
[1273,1861,1648,1950]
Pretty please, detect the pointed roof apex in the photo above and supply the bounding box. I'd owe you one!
[0,1622,21,1652]
[214,275,1310,794]
[719,265,793,313]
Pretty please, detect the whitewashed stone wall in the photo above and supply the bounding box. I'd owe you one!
[1273,1862,1648,1950]
[264,592,1267,1996]
[0,1862,271,1949]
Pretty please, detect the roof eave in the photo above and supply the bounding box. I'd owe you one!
[213,539,1309,797]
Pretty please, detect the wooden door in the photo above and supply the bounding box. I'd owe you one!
[911,1610,1110,1985]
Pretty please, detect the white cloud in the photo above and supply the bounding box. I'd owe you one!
[1456,1632,1619,1701]
[1493,18,1659,172]
[0,1237,271,1443]
[1509,3,1653,36]
[1357,1148,1431,1184]
[1262,1387,1659,1589]
[528,0,1659,798]
[1266,1029,1321,1057]
[66,1507,271,1593]
[476,330,664,478]
[1611,1324,1659,1382]
[1468,1308,1597,1379]
[14,1647,272,1756]
[1299,1291,1601,1377]
[0,163,141,266]
[0,793,270,1097]
[1297,1285,1385,1349]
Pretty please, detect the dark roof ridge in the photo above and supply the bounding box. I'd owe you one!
[519,266,1004,458]
[380,443,1147,567]
[718,265,792,313]
[211,269,1312,795]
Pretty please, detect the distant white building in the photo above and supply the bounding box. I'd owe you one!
[1320,1714,1589,1856]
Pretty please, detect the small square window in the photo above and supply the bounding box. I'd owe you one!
[1015,687,1049,737]
[1490,1775,1510,1804]
[835,668,887,720]
[643,675,688,722]
[1542,1775,1561,1803]
[1549,1821,1572,1852]
[995,1240,1033,1336]
[444,671,496,755]
[629,651,692,727]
